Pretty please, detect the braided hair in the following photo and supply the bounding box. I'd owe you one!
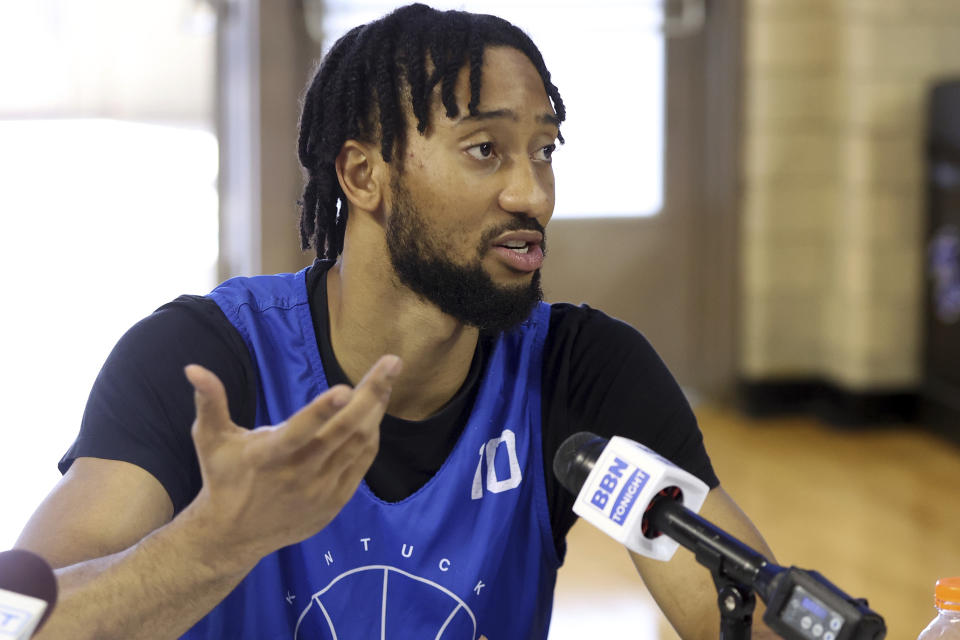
[297,3,566,259]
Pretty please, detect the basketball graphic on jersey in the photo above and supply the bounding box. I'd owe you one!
[294,565,478,639]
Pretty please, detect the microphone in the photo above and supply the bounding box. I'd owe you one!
[552,431,711,561]
[554,432,886,640]
[0,549,57,640]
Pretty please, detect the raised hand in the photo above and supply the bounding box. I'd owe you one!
[182,354,402,562]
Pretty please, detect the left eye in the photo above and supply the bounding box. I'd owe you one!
[534,144,556,162]
[466,142,495,160]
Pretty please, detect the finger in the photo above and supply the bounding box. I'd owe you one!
[354,354,403,403]
[185,364,233,444]
[319,354,401,438]
[306,355,402,472]
[282,355,401,451]
[309,384,355,418]
[325,451,373,505]
[269,384,355,456]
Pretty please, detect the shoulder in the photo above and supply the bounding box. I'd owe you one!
[543,301,679,411]
[89,293,256,420]
[545,302,665,375]
[209,266,313,314]
[124,295,248,359]
[91,293,257,438]
[155,293,235,329]
[548,302,654,341]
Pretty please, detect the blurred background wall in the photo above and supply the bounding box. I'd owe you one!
[740,0,960,410]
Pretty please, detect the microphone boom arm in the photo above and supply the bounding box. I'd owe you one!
[647,498,885,640]
[649,498,783,596]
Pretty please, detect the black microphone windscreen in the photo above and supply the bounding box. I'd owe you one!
[552,431,608,496]
[0,549,58,631]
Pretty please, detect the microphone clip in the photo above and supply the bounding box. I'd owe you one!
[691,535,759,640]
[713,576,757,640]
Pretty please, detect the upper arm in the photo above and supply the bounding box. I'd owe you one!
[16,298,255,570]
[15,457,174,569]
[629,486,777,640]
[56,297,256,515]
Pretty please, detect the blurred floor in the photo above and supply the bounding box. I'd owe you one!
[550,404,960,639]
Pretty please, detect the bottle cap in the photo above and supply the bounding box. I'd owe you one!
[935,577,960,611]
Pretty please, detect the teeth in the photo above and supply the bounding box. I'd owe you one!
[510,245,530,254]
[502,240,527,249]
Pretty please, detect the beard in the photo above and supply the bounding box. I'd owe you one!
[385,178,546,335]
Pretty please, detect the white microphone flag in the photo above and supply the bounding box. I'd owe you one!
[571,436,710,561]
[0,588,48,640]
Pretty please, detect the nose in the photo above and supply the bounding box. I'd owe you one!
[497,157,554,222]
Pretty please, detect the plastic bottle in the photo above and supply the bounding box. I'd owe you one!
[918,577,960,639]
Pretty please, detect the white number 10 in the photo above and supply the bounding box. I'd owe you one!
[471,429,522,500]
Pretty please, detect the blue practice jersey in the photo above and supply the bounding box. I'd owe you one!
[182,267,561,639]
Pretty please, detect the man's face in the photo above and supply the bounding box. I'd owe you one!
[383,46,559,333]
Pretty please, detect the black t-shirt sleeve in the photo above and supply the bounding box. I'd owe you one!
[59,295,257,514]
[541,303,720,552]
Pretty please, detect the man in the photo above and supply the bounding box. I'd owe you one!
[17,4,776,638]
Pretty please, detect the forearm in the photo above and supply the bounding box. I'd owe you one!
[34,504,260,640]
[24,358,396,639]
[634,487,781,640]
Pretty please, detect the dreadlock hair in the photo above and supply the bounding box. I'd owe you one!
[297,3,566,259]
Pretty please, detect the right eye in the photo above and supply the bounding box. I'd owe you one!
[466,142,496,160]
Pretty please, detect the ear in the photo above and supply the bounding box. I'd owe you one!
[335,140,385,218]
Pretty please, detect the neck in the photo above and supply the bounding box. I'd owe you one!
[326,244,480,421]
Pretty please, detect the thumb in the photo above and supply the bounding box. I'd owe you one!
[184,364,233,442]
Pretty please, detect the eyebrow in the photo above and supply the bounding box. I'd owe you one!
[455,109,560,128]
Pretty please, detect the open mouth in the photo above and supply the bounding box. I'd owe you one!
[487,229,545,272]
[498,240,532,254]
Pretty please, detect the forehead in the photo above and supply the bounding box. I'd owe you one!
[435,46,556,124]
